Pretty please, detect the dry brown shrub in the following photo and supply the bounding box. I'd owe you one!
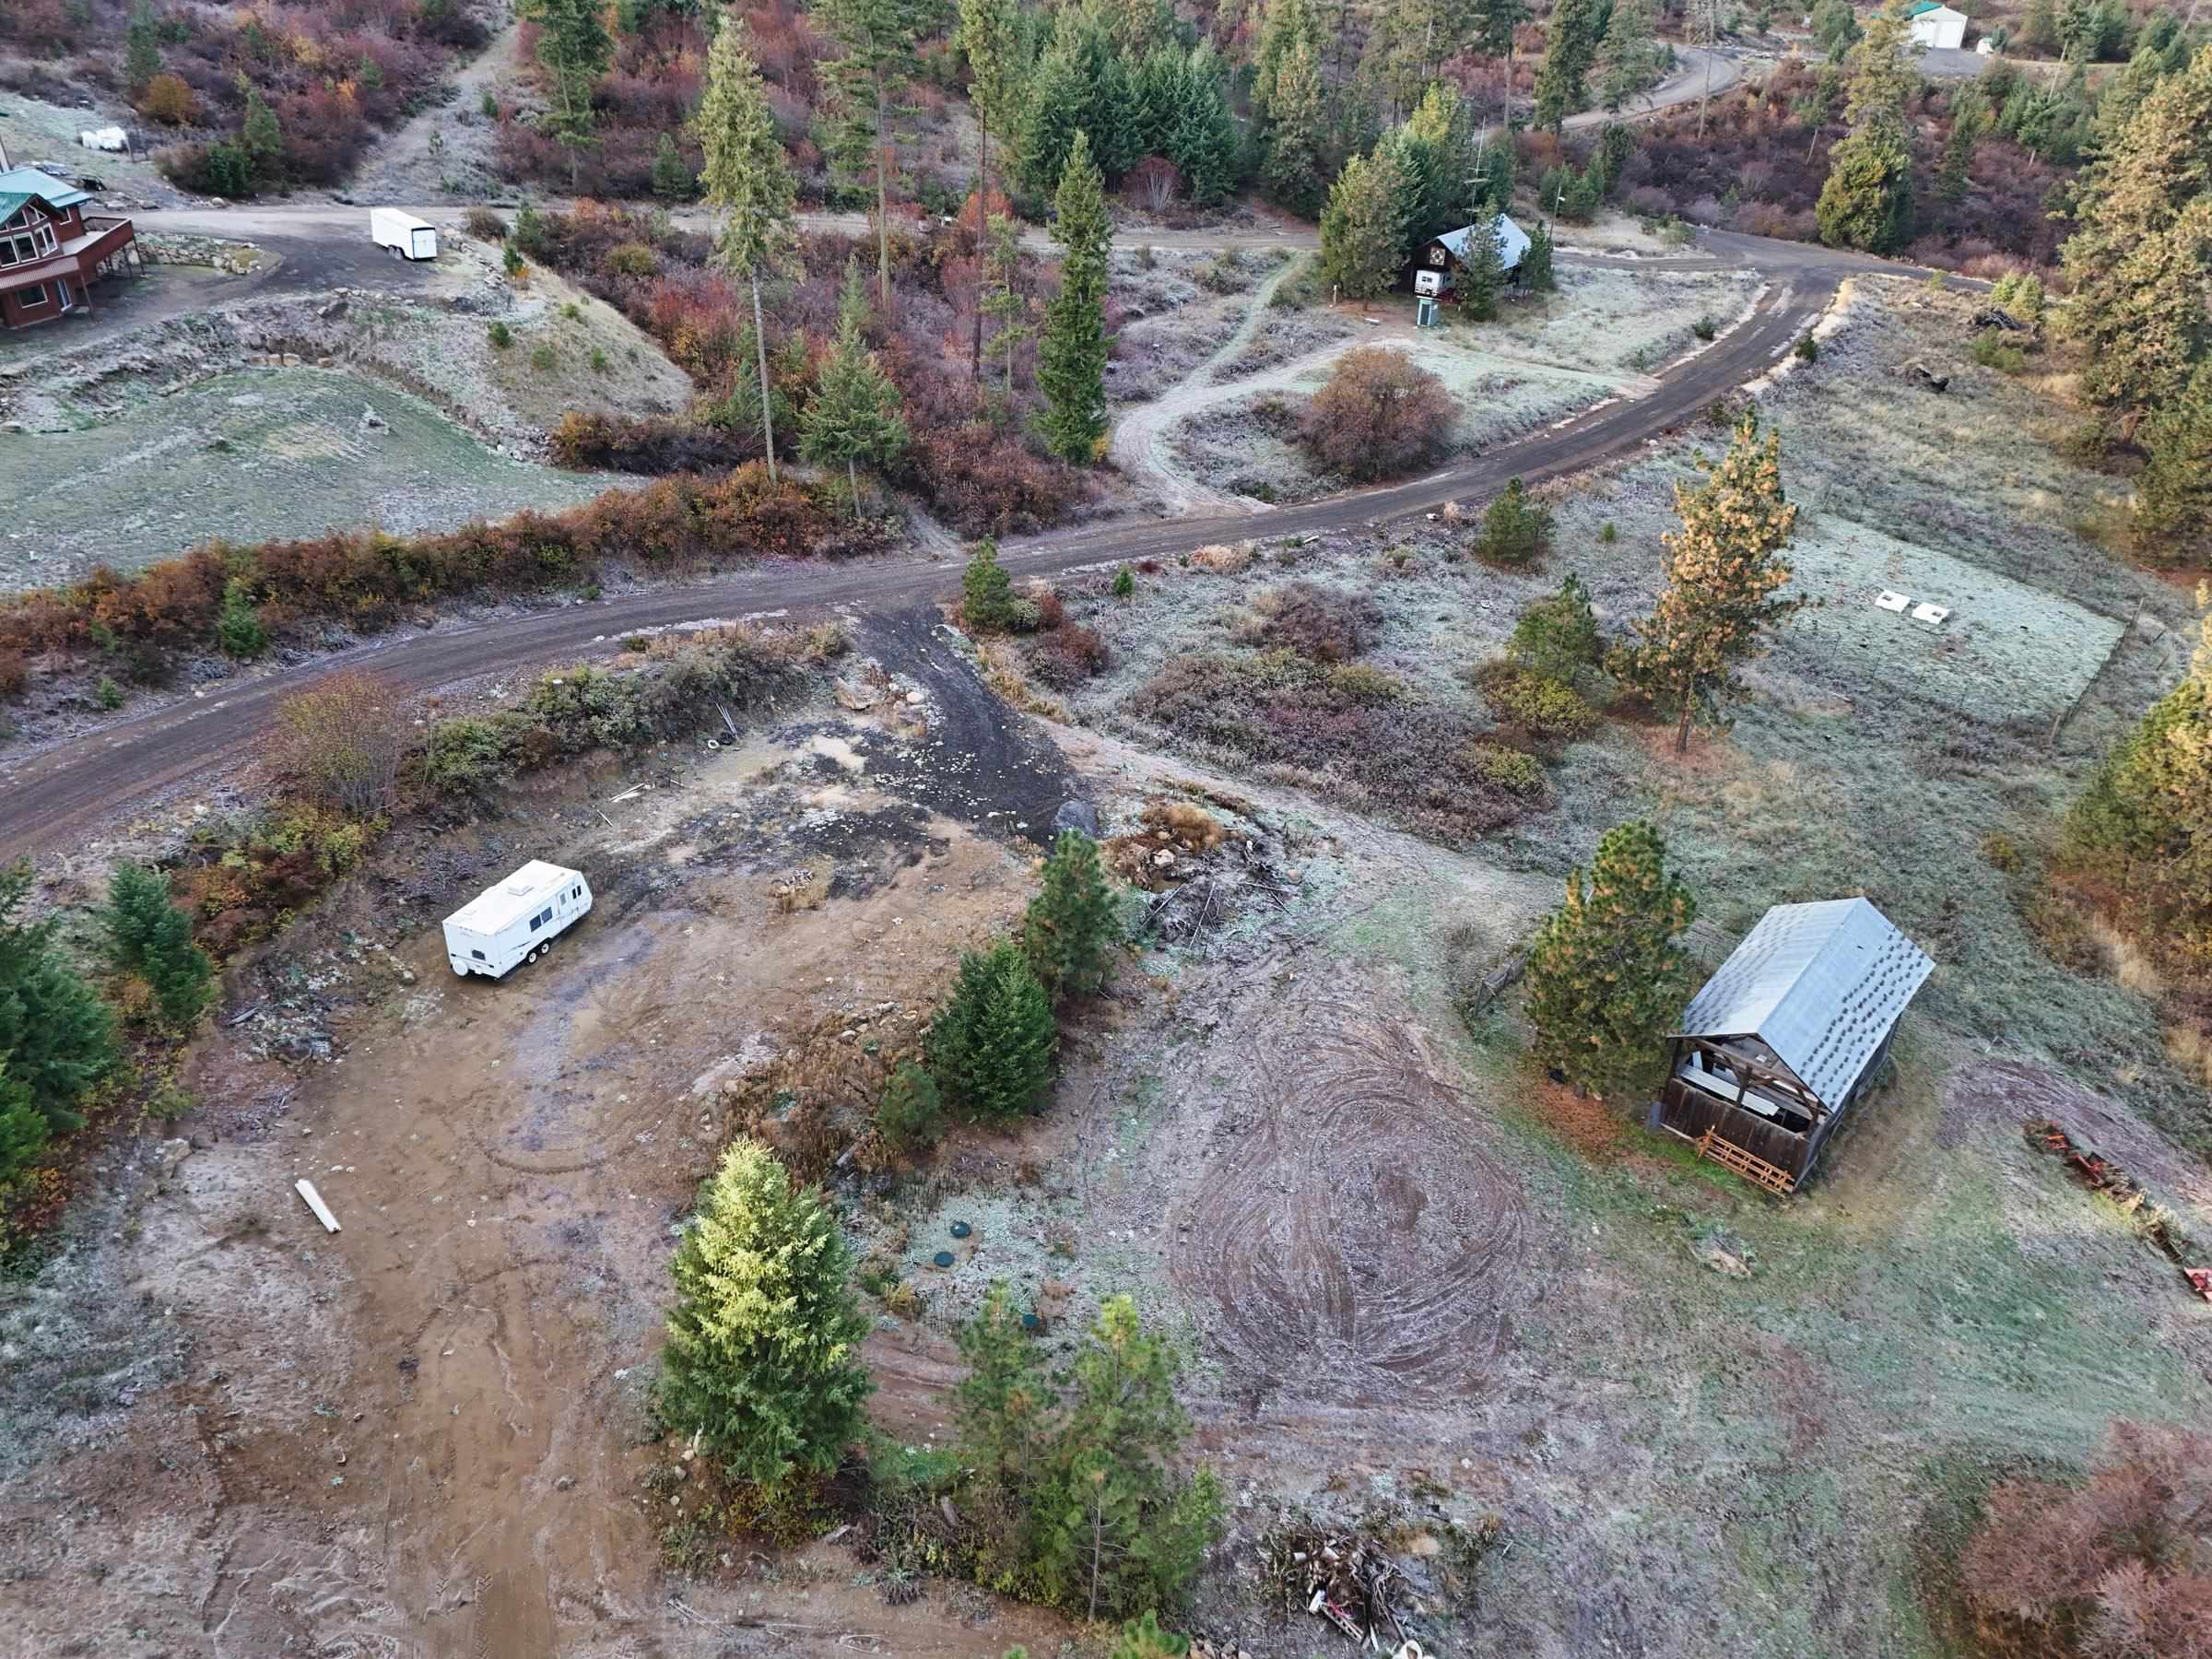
[721,1010,924,1184]
[1959,1421,2212,1659]
[1248,581,1383,663]
[1191,542,1253,574]
[1300,347,1454,482]
[138,73,196,125]
[275,670,410,817]
[0,649,27,699]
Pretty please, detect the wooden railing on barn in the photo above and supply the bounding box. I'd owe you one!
[1694,1128,1796,1195]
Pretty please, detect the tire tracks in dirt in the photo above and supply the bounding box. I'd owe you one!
[1171,998,1527,1406]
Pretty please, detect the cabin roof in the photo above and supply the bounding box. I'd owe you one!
[1675,898,1933,1104]
[1433,213,1532,271]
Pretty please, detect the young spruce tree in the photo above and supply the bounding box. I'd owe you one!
[1524,819,1696,1101]
[101,863,216,1031]
[1022,830,1121,1000]
[1037,132,1112,464]
[962,537,1016,629]
[925,938,1056,1120]
[800,259,910,515]
[0,861,117,1147]
[660,1138,874,1488]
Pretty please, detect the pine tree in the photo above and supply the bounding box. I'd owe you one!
[1521,217,1558,292]
[1816,129,1914,252]
[216,576,267,658]
[2059,46,2212,438]
[963,537,1017,629]
[1510,571,1602,682]
[0,861,117,1139]
[875,1061,943,1154]
[1456,214,1506,320]
[0,1057,47,1185]
[1611,413,1805,752]
[1253,0,1320,117]
[958,0,1026,374]
[522,0,611,188]
[651,131,692,198]
[240,85,283,184]
[1319,152,1406,300]
[1473,475,1552,559]
[1171,44,1242,205]
[953,1284,1054,1493]
[1260,39,1328,214]
[2135,361,2212,560]
[660,1138,874,1488]
[815,0,922,309]
[979,212,1031,404]
[1523,820,1696,1101]
[1597,0,1659,110]
[1016,34,1089,197]
[1533,0,1599,131]
[1022,830,1121,1000]
[1037,133,1112,465]
[698,15,799,479]
[925,937,1057,1120]
[101,863,216,1031]
[1030,1296,1225,1620]
[125,0,161,89]
[1937,98,1983,206]
[1112,1613,1193,1659]
[800,260,910,515]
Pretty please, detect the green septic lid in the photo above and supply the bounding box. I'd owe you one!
[932,1251,956,1269]
[949,1221,972,1239]
[1020,1312,1042,1331]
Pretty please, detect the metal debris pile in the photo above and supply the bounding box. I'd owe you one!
[1264,1527,1431,1654]
[2026,1120,2211,1302]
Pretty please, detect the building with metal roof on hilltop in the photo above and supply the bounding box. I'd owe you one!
[1410,214,1532,300]
[1652,898,1935,1194]
[0,165,139,330]
[1906,0,1970,48]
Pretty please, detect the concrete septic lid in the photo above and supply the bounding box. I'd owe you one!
[932,1251,956,1269]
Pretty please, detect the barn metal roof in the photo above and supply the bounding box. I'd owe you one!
[1675,899,1934,1107]
[1435,213,1532,272]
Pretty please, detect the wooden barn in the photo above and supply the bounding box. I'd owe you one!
[1652,898,1933,1194]
[1411,213,1531,298]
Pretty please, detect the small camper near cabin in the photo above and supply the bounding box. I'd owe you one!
[1411,213,1532,298]
[443,861,592,979]
[1653,898,1933,1194]
[370,207,438,261]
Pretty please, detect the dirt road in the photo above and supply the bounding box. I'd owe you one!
[0,255,1853,853]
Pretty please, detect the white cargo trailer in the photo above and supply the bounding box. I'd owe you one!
[443,861,592,978]
[370,207,439,261]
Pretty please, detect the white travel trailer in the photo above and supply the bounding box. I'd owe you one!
[443,861,592,978]
[370,206,439,261]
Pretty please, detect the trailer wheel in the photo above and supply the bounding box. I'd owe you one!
[389,243,403,260]
[526,946,543,964]
[452,961,468,977]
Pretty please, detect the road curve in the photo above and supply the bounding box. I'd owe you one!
[0,253,1843,854]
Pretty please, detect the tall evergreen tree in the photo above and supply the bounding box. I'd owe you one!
[1319,151,1406,300]
[979,212,1031,402]
[1611,414,1805,752]
[100,863,215,1031]
[0,1058,46,1185]
[800,260,910,514]
[697,16,799,478]
[660,1138,874,1488]
[1260,39,1329,214]
[1456,214,1506,320]
[1037,133,1112,465]
[1017,33,1091,196]
[1533,0,1599,131]
[1253,0,1320,116]
[953,1284,1054,1493]
[2136,361,2212,559]
[0,861,116,1143]
[125,0,161,89]
[1523,820,1696,1101]
[1171,44,1242,204]
[240,86,283,184]
[1816,129,1914,251]
[1597,0,1660,110]
[1022,830,1121,1000]
[2059,45,2212,438]
[522,0,612,188]
[815,0,923,309]
[1521,218,1558,291]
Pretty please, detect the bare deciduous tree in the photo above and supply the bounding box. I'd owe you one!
[276,670,410,817]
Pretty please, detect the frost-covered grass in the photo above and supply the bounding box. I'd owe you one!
[1468,264,1760,375]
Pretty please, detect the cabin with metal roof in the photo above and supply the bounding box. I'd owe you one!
[1906,0,1969,47]
[1652,898,1934,1194]
[1410,214,1531,299]
[0,165,139,331]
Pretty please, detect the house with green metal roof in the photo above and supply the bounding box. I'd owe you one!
[0,165,139,331]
